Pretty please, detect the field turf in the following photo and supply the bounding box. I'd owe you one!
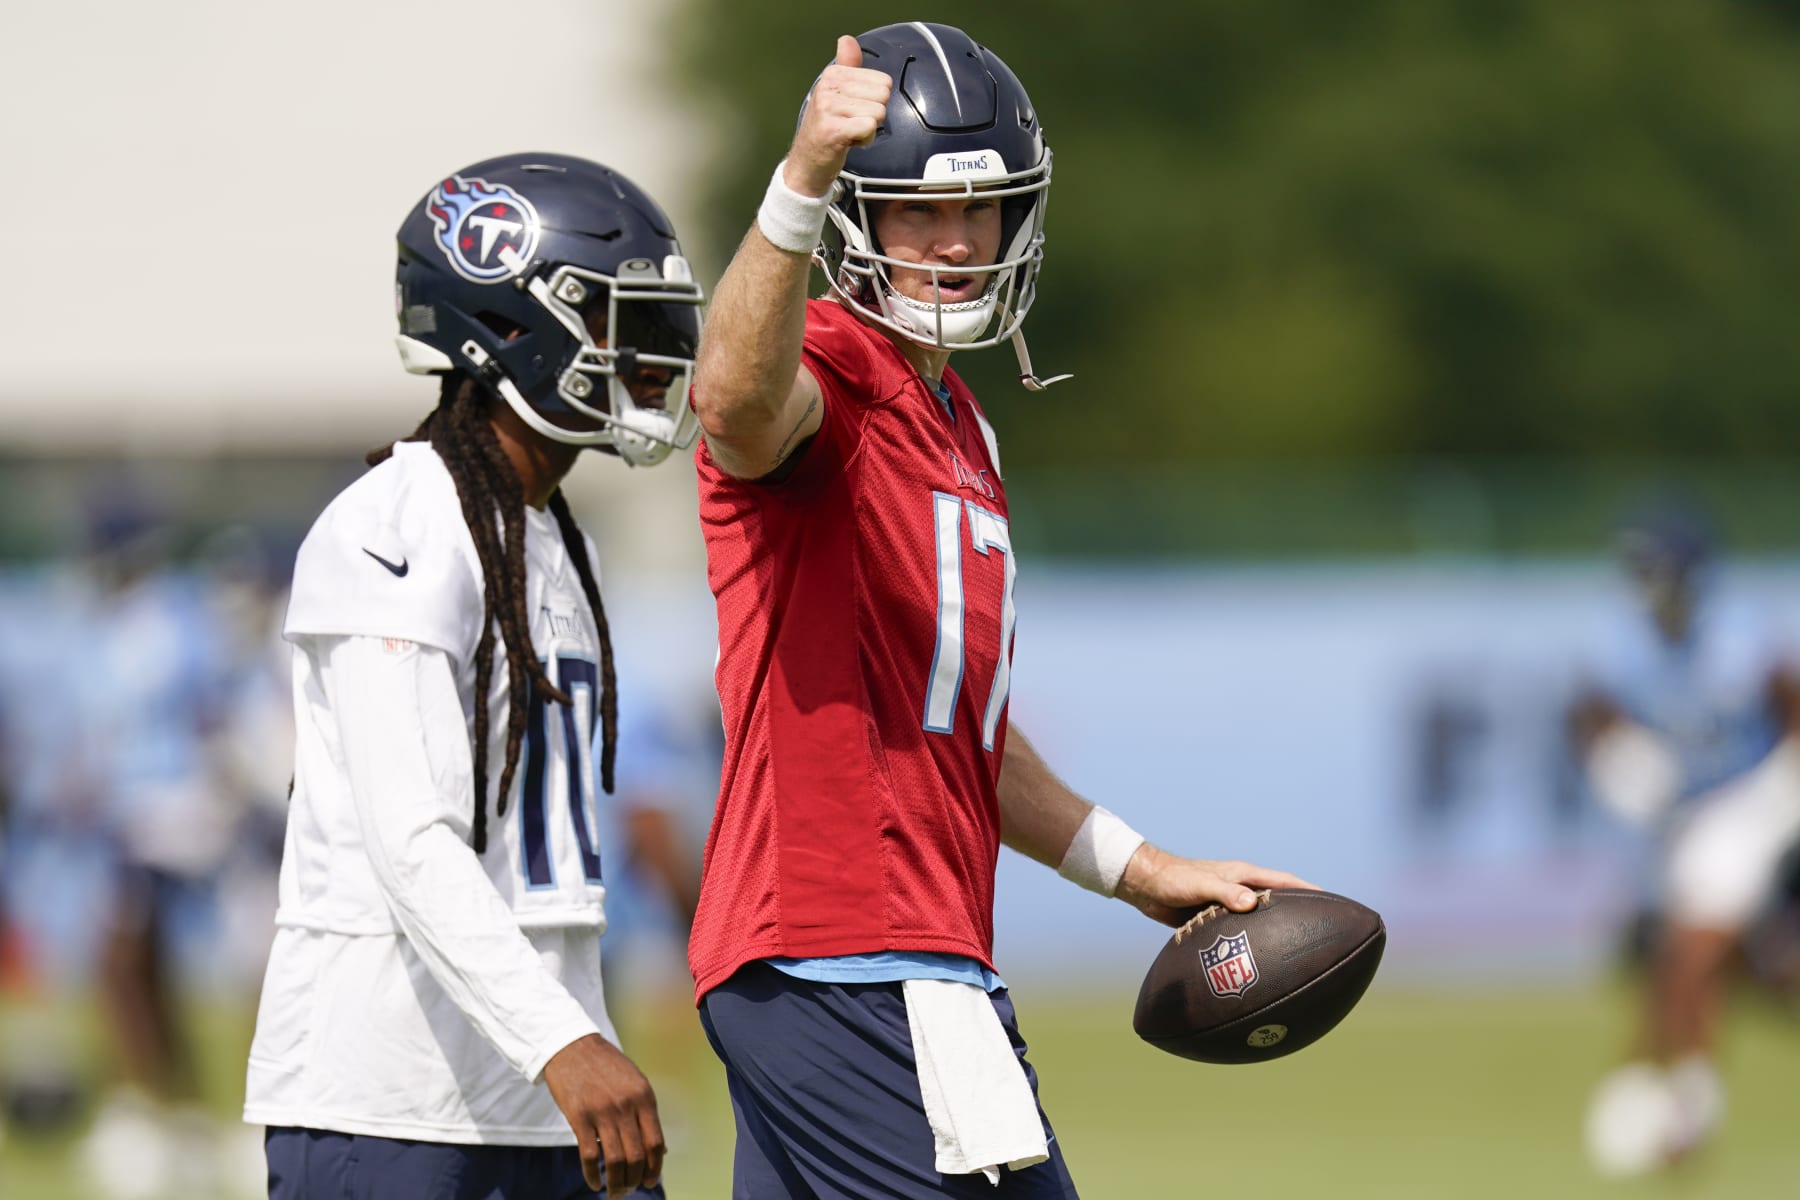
[3,980,1797,1198]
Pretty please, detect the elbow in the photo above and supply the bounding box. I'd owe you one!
[690,377,742,445]
[688,362,727,439]
[689,339,737,440]
[690,367,776,447]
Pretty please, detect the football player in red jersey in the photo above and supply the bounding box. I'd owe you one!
[688,23,1312,1197]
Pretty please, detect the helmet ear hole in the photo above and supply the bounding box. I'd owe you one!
[474,311,526,341]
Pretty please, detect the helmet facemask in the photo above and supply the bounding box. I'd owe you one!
[524,256,703,465]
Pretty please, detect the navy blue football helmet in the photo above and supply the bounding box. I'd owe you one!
[394,153,703,465]
[1618,497,1717,640]
[810,22,1065,388]
[1619,500,1714,582]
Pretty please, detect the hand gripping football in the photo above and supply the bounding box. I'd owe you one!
[1132,888,1385,1064]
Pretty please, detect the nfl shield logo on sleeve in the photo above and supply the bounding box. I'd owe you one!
[1200,931,1258,998]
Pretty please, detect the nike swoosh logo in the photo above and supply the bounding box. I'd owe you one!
[363,548,409,577]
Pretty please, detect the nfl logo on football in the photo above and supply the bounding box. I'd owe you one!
[1200,932,1258,998]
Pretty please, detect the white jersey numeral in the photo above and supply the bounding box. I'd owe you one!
[923,492,1017,751]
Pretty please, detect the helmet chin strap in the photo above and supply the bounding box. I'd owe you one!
[1011,330,1073,392]
[888,288,998,345]
[997,299,1073,391]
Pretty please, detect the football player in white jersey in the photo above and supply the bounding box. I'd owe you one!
[243,154,703,1200]
[1573,503,1800,1176]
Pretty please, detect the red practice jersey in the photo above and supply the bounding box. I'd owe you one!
[689,300,1018,1000]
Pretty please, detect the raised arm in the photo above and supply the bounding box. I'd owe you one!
[692,35,891,479]
[998,723,1314,925]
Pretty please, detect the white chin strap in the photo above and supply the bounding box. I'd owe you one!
[888,288,998,346]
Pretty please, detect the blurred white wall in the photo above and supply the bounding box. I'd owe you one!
[1,0,718,570]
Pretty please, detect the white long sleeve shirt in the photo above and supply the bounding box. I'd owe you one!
[245,443,620,1144]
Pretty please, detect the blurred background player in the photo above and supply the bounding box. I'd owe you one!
[590,678,718,1140]
[242,154,702,1199]
[190,523,298,1010]
[688,23,1311,1196]
[0,503,118,1170]
[67,492,274,1200]
[598,680,716,995]
[1571,499,1800,1176]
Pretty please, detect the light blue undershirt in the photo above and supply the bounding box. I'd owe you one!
[928,377,955,420]
[766,951,1006,993]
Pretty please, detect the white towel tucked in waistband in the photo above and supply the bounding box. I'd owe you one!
[902,977,1050,1184]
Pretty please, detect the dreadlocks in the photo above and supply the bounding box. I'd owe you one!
[367,373,618,854]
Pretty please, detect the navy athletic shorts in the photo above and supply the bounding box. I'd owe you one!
[698,959,1080,1198]
[265,1126,668,1200]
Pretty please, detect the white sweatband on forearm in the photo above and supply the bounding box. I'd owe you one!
[1057,806,1148,897]
[1586,722,1682,828]
[756,160,832,255]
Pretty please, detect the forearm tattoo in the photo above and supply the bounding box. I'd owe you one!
[771,396,820,470]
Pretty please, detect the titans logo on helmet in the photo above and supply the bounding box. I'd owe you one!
[427,174,541,284]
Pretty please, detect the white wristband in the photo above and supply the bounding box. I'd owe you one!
[756,160,832,255]
[1586,722,1682,827]
[1057,806,1147,898]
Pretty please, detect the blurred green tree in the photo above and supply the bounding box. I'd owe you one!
[682,1,1800,475]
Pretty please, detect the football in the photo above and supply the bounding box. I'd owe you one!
[1132,888,1386,1064]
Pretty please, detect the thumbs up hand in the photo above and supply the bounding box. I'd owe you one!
[786,34,892,198]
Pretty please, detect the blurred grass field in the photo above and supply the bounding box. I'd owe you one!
[4,979,1798,1198]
